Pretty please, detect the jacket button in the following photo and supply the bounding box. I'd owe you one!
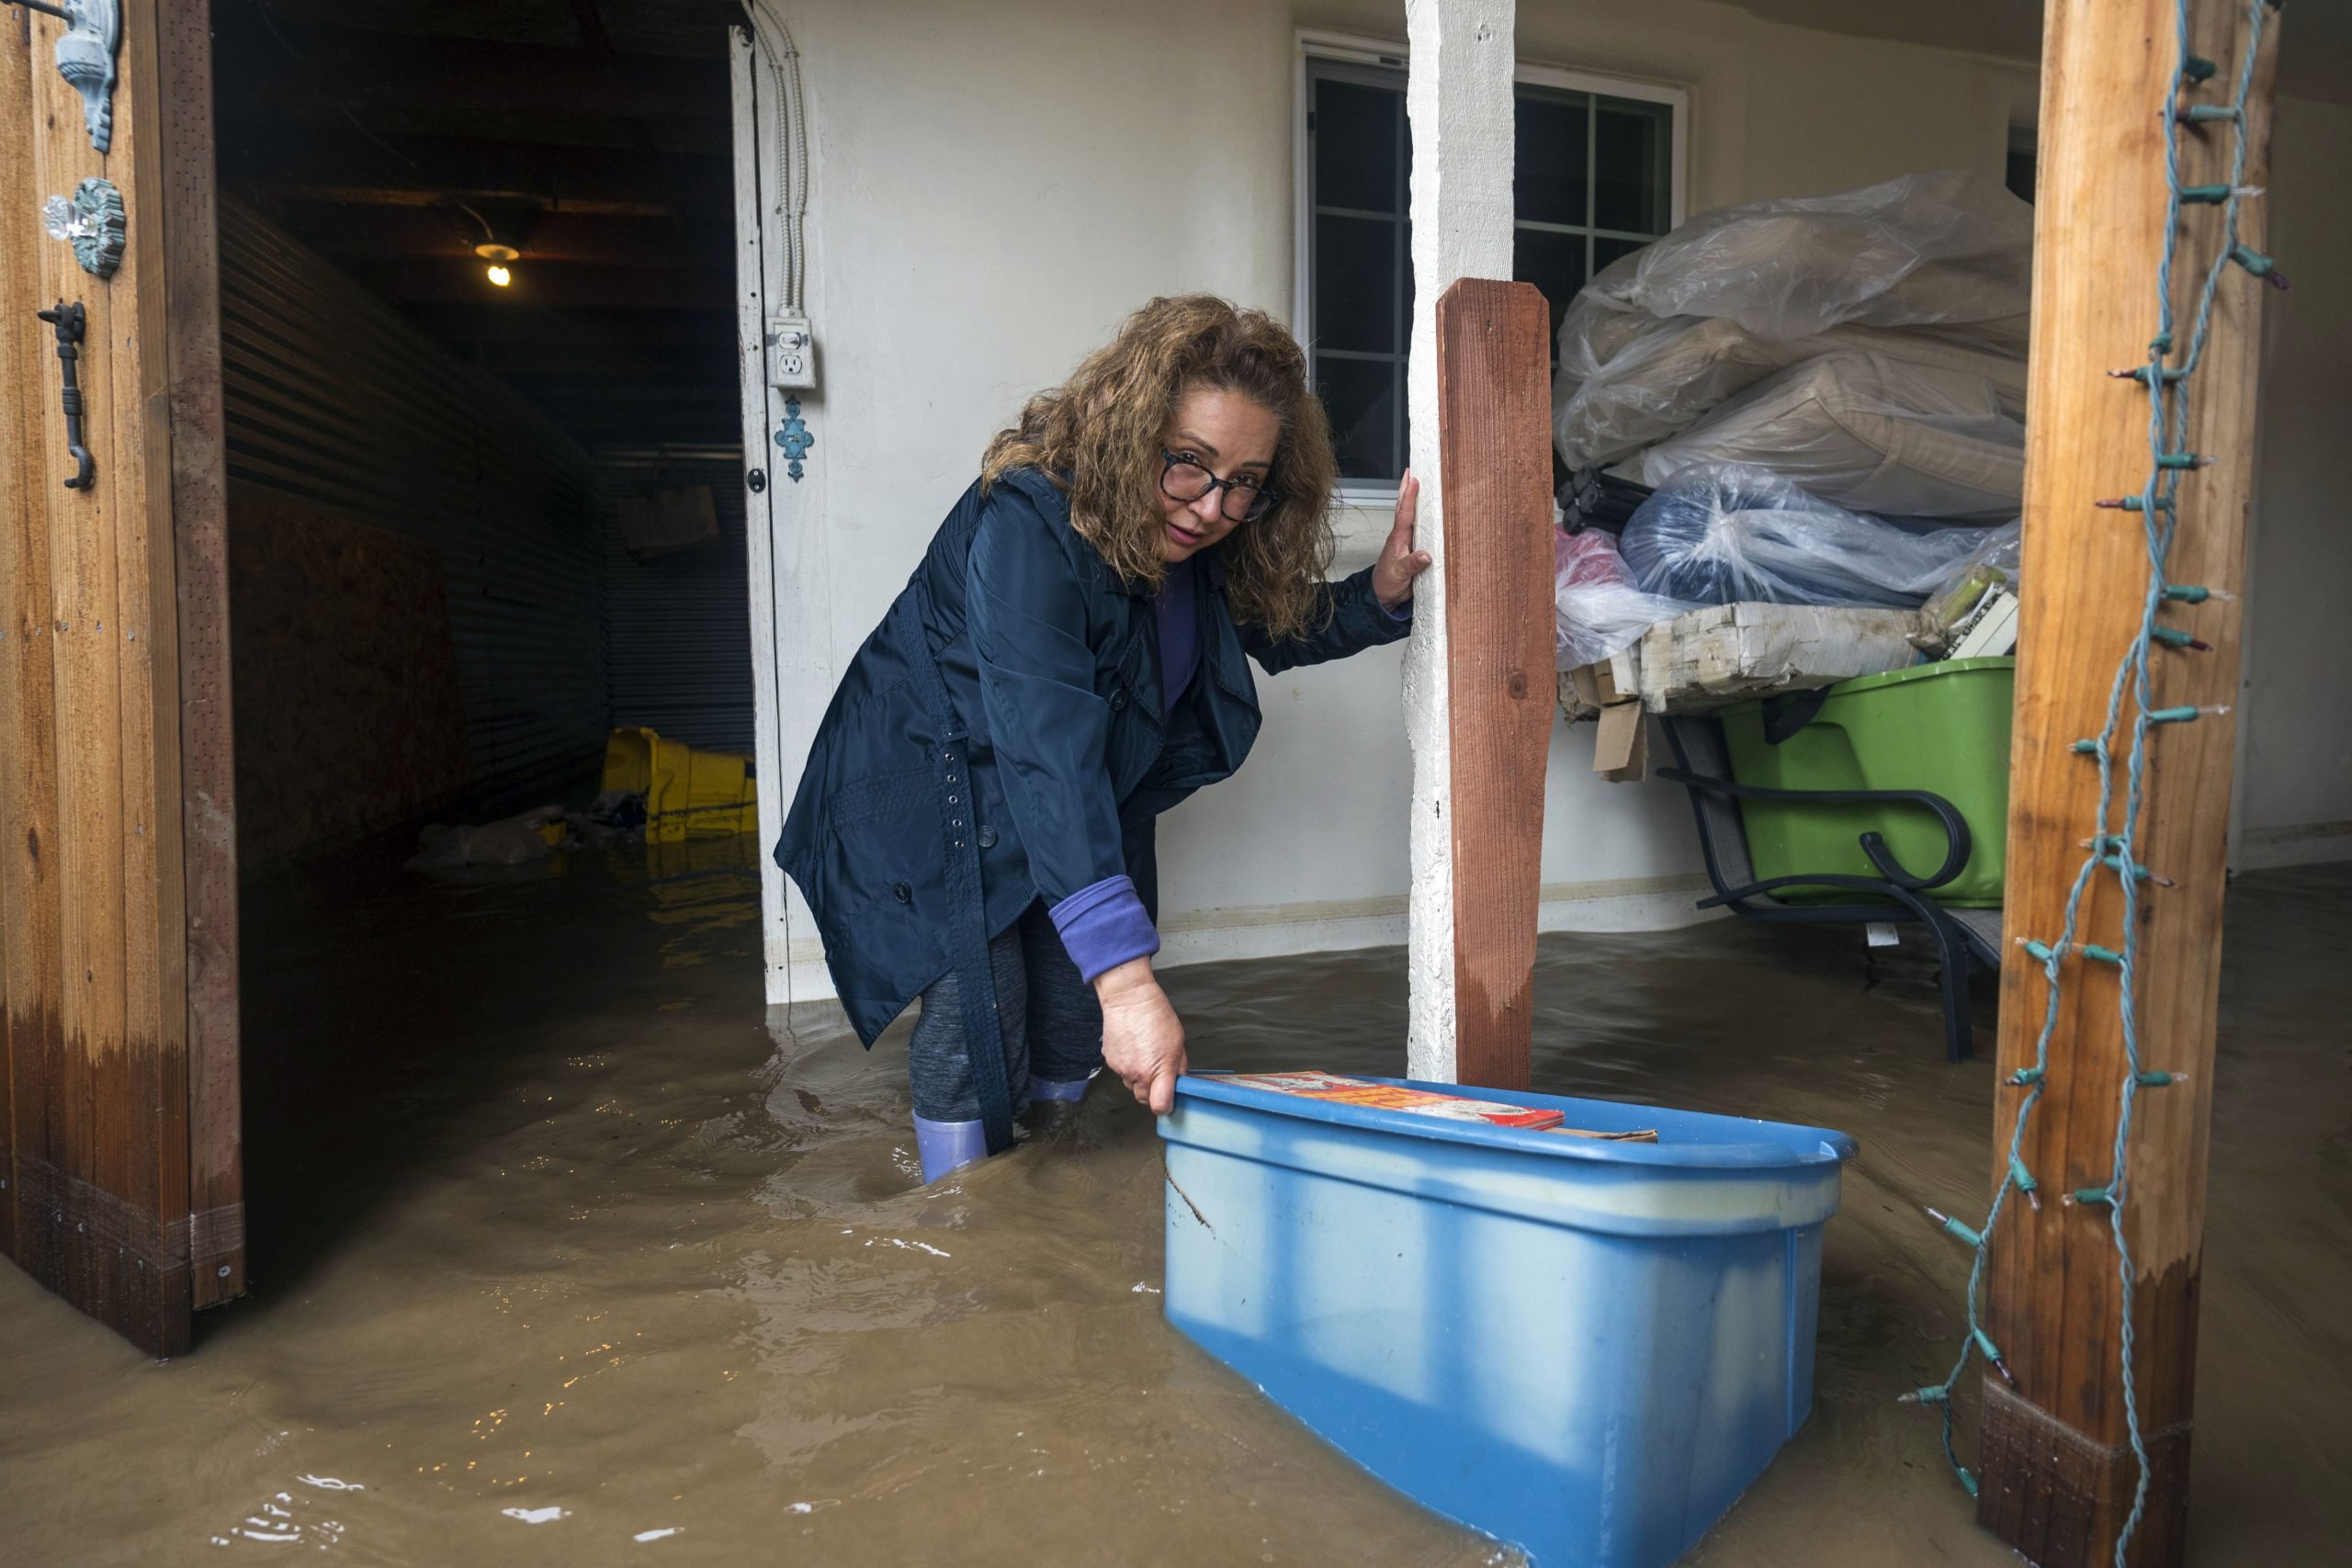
[892,882,912,904]
[978,826,998,849]
[1110,689,1128,711]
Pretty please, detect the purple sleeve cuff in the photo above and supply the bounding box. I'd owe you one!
[1379,593,1414,622]
[1047,874,1161,983]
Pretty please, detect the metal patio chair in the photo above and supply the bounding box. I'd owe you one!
[1657,712,2004,1062]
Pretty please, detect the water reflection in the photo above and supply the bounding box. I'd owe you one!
[0,851,2344,1567]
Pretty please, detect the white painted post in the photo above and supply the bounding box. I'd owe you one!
[731,21,835,1009]
[1402,0,1518,1083]
[728,29,790,1003]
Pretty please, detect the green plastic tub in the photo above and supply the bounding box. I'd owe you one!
[1718,657,2014,907]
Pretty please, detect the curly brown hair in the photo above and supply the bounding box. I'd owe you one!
[980,296,1339,641]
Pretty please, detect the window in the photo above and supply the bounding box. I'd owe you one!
[1299,44,1684,488]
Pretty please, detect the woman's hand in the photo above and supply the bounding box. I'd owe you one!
[1094,957,1187,1114]
[1372,469,1432,611]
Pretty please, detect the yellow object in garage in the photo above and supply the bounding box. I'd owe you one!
[679,746,758,838]
[601,727,758,841]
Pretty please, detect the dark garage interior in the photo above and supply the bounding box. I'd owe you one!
[208,0,753,873]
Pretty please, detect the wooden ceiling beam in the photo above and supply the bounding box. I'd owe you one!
[274,205,727,269]
[345,257,735,310]
[252,186,675,219]
[211,14,729,123]
[210,99,733,163]
[236,0,742,59]
[220,129,730,214]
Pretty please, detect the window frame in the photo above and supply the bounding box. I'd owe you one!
[1293,28,1690,504]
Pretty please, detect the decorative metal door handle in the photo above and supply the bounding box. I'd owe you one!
[36,300,96,491]
[42,176,126,278]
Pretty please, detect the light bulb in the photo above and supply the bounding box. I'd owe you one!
[486,264,513,288]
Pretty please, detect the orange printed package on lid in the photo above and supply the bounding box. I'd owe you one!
[1210,1073,1657,1140]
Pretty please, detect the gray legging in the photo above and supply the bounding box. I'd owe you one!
[907,899,1105,1122]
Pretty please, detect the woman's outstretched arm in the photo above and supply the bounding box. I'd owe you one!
[1245,471,1430,673]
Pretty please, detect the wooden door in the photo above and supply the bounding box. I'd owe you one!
[1,1,239,1357]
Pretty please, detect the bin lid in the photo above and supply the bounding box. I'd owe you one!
[1173,1073,1855,1172]
[1826,654,2015,698]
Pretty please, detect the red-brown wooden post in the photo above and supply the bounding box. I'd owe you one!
[1431,280,1555,1090]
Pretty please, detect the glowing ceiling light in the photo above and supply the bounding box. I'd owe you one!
[459,203,527,290]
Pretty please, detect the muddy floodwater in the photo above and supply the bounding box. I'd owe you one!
[3,841,2347,1566]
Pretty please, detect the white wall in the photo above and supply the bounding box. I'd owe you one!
[757,0,2346,1003]
[2239,93,2352,871]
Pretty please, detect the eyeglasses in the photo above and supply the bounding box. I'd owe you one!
[1161,450,1278,524]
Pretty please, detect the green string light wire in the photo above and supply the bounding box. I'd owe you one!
[1909,5,2273,1560]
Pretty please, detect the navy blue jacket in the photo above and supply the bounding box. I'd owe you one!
[776,466,1411,1047]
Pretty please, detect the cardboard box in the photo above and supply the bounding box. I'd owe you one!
[1560,645,1651,782]
[1593,700,1650,782]
[1559,643,1641,736]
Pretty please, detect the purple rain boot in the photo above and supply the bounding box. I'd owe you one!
[1027,1069,1098,1105]
[912,1114,989,1184]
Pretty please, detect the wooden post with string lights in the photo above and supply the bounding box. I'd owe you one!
[1977,4,2279,1563]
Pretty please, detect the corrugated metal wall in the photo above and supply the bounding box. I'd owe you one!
[217,197,607,807]
[598,445,756,755]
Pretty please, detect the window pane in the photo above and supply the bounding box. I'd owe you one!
[1315,78,1401,214]
[1317,357,1398,481]
[1594,100,1672,233]
[1592,234,1651,277]
[1513,228,1589,354]
[1514,88,1589,226]
[1315,213,1399,355]
[1299,60,1675,488]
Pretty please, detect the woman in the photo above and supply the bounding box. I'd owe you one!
[775,296,1429,1181]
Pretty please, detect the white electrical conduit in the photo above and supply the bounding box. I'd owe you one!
[741,0,810,315]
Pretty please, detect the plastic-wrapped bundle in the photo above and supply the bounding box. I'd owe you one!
[1619,461,2019,611]
[1554,170,2034,400]
[1553,317,2028,471]
[1554,528,1692,670]
[1626,349,2025,521]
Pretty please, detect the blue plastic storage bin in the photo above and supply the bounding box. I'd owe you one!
[1159,1074,1856,1568]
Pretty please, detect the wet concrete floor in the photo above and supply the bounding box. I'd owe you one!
[2,841,2346,1566]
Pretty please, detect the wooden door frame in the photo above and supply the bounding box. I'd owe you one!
[1,0,239,1357]
[149,0,242,1315]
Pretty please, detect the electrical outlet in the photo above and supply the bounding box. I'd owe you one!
[767,314,816,390]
